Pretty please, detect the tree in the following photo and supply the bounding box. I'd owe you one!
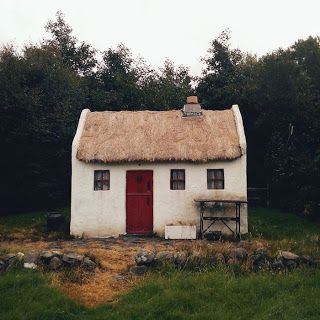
[197,30,245,108]
[155,58,193,109]
[253,43,320,215]
[97,44,141,110]
[44,11,97,76]
[0,44,84,212]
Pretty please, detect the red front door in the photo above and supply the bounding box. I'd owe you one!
[126,170,153,234]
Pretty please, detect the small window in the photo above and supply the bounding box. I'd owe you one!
[94,170,110,190]
[207,169,224,189]
[170,169,185,190]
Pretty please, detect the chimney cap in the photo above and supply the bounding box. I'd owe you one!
[187,96,198,104]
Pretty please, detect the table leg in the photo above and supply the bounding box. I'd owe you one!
[200,203,204,239]
[236,202,241,241]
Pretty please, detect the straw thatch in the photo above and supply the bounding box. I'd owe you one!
[76,109,242,163]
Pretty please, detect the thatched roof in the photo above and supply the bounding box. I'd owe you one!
[76,109,243,163]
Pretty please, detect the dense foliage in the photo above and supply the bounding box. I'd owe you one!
[0,12,319,218]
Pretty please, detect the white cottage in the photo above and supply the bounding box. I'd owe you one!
[71,97,247,238]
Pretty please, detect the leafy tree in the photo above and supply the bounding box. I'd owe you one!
[155,58,193,109]
[197,30,244,108]
[0,44,84,212]
[254,44,320,214]
[97,44,141,110]
[44,11,97,75]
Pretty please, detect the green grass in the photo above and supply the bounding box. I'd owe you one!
[249,207,320,257]
[0,207,70,239]
[0,270,86,320]
[1,269,320,320]
[249,207,320,240]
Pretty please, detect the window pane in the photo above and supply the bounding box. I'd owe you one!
[207,180,214,189]
[207,170,214,180]
[216,169,224,179]
[207,169,224,189]
[178,170,184,180]
[94,170,110,191]
[172,170,177,180]
[178,181,185,190]
[171,169,185,190]
[102,181,109,190]
[214,180,224,189]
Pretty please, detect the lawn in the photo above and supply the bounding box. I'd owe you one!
[0,207,70,240]
[249,207,320,257]
[1,268,320,320]
[0,207,320,319]
[249,207,320,240]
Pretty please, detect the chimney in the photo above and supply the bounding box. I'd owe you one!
[187,96,198,104]
[183,96,202,117]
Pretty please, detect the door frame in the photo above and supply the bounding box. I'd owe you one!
[125,170,153,235]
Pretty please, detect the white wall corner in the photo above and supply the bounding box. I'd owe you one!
[72,108,90,161]
[231,104,247,155]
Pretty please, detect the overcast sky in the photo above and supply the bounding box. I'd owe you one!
[1,0,320,75]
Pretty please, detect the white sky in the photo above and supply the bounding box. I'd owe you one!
[1,0,320,75]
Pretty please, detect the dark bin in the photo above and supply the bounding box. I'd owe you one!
[47,212,65,232]
[204,231,222,241]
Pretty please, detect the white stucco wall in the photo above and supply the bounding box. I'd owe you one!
[71,158,247,237]
[71,106,248,238]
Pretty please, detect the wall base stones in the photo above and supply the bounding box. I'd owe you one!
[0,250,97,273]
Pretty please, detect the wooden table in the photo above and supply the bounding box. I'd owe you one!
[194,199,248,240]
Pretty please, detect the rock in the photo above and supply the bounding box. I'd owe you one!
[300,255,314,266]
[24,251,40,264]
[3,253,17,263]
[39,251,55,264]
[155,251,174,262]
[3,253,18,268]
[214,253,225,264]
[272,260,285,271]
[40,250,63,263]
[51,250,63,258]
[0,260,5,273]
[278,250,299,261]
[113,274,127,281]
[250,248,271,271]
[286,260,298,270]
[49,257,62,271]
[82,257,96,271]
[135,250,155,266]
[314,260,320,268]
[16,252,25,261]
[130,265,147,276]
[174,252,187,265]
[24,262,37,270]
[228,248,248,263]
[62,252,84,265]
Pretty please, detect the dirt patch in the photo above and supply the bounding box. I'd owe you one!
[51,269,140,307]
